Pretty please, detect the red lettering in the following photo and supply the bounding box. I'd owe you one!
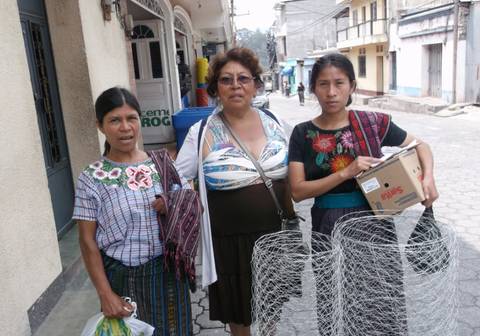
[417,174,424,182]
[381,186,403,200]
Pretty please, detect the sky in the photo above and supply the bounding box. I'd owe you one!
[233,0,278,32]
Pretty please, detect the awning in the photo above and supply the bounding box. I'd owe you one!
[280,66,294,76]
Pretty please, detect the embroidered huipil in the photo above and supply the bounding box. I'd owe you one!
[203,112,288,190]
[72,157,189,266]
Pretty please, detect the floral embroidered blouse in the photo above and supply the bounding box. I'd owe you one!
[289,119,407,194]
[72,156,189,266]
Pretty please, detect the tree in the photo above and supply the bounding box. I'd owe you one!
[236,28,268,69]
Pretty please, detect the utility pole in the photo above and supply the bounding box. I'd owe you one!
[452,0,459,104]
[231,0,235,48]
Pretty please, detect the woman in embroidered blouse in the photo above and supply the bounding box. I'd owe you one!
[73,87,194,336]
[176,47,293,336]
[288,53,439,333]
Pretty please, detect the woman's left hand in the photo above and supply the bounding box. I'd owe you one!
[152,197,165,214]
[421,176,439,208]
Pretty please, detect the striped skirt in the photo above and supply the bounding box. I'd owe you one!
[103,254,194,336]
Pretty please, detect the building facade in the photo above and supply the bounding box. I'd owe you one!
[336,0,390,95]
[271,0,348,96]
[388,0,470,103]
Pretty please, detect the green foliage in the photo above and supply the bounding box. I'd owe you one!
[236,28,268,67]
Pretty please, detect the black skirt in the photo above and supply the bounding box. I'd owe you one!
[207,180,293,326]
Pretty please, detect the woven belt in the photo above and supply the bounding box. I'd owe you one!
[314,189,368,209]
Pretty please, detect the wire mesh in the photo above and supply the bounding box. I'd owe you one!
[251,210,458,336]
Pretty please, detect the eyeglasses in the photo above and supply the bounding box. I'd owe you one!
[218,76,256,85]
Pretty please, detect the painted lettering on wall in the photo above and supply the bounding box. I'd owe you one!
[141,109,171,127]
[381,186,403,200]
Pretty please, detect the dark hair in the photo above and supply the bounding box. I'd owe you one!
[205,47,264,99]
[94,87,141,156]
[309,53,356,106]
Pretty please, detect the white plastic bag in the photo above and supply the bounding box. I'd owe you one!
[80,298,155,336]
[123,316,155,336]
[80,312,105,336]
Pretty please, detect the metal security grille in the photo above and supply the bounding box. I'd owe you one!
[428,44,442,98]
[31,22,62,165]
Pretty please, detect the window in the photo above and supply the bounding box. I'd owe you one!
[370,2,377,21]
[132,25,155,39]
[358,55,366,77]
[132,43,140,79]
[362,7,366,22]
[149,42,163,78]
[353,10,358,25]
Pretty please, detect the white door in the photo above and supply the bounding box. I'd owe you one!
[132,20,175,144]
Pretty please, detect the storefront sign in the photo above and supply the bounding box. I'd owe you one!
[203,46,216,55]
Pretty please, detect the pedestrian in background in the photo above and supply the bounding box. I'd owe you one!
[73,87,196,336]
[285,82,291,97]
[297,82,305,106]
[176,46,293,336]
[288,53,439,333]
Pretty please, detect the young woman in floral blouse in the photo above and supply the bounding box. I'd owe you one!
[288,53,439,334]
[73,87,193,336]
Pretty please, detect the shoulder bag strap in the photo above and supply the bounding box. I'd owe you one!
[258,107,279,124]
[218,112,284,220]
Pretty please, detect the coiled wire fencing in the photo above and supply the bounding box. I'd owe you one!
[251,209,457,336]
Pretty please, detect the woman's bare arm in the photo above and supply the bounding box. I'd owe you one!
[399,134,439,208]
[78,220,133,318]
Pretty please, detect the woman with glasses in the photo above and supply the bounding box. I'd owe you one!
[176,47,293,336]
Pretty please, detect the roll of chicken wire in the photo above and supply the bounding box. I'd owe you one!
[332,210,458,336]
[251,230,340,336]
[251,209,457,336]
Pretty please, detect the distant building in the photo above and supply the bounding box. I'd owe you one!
[271,0,348,96]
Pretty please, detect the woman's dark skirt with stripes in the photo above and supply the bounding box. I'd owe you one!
[103,254,193,336]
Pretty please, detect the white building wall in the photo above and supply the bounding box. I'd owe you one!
[396,30,466,102]
[1,2,63,335]
[80,0,132,151]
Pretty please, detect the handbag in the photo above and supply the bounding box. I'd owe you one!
[405,206,451,274]
[218,112,304,230]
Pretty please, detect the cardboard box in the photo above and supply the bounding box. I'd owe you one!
[355,148,425,215]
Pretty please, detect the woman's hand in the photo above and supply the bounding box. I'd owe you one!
[151,197,165,214]
[341,156,383,180]
[421,176,439,208]
[99,291,135,319]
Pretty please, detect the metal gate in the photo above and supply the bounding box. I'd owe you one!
[428,44,442,98]
[19,0,75,238]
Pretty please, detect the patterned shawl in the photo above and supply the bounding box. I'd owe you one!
[148,149,201,292]
[349,110,391,159]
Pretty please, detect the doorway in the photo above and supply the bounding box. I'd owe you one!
[131,20,175,145]
[18,0,75,238]
[428,44,442,98]
[376,55,384,95]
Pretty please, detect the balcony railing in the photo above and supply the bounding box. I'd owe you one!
[337,19,388,42]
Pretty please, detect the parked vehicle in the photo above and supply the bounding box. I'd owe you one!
[252,87,270,109]
[264,81,273,92]
[261,73,273,92]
